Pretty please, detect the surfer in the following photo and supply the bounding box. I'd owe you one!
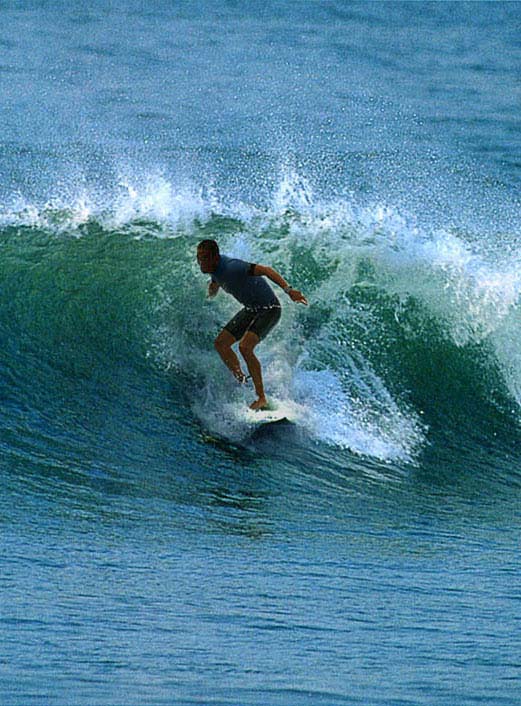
[197,239,308,410]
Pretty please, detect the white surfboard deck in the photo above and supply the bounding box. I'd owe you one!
[241,399,301,428]
[199,398,303,447]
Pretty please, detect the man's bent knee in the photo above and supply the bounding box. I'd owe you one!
[215,329,236,354]
[239,333,259,359]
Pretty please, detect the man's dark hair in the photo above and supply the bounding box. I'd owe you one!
[197,239,219,256]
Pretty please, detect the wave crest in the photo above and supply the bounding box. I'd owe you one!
[1,168,520,461]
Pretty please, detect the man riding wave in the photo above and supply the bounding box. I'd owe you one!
[197,239,308,410]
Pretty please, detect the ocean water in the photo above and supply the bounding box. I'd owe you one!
[1,1,521,704]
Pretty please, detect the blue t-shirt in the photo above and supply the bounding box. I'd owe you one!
[211,255,279,309]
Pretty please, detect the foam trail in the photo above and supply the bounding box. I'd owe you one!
[293,370,416,462]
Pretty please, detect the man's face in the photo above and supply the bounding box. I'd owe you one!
[197,247,219,273]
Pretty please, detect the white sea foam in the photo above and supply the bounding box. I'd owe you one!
[292,368,424,463]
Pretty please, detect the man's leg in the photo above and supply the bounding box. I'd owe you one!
[214,329,247,382]
[239,331,267,410]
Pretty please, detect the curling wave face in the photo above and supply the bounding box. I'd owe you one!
[1,168,521,473]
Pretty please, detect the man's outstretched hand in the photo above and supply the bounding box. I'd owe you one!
[288,289,308,305]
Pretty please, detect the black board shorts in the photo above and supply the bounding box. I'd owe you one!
[224,305,281,341]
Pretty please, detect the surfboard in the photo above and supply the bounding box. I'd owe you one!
[243,402,297,430]
[200,398,300,447]
[200,412,293,448]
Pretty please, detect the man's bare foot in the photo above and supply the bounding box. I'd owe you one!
[249,396,268,411]
[233,370,250,384]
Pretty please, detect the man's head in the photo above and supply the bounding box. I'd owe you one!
[197,239,220,273]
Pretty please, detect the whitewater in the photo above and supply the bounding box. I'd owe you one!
[2,2,521,705]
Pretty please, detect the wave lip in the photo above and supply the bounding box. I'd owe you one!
[0,172,226,236]
[1,168,521,466]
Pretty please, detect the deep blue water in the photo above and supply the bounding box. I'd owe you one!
[2,2,521,704]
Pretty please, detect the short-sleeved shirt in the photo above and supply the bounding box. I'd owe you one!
[211,255,279,310]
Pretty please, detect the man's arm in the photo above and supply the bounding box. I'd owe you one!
[251,264,308,305]
[207,280,220,298]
